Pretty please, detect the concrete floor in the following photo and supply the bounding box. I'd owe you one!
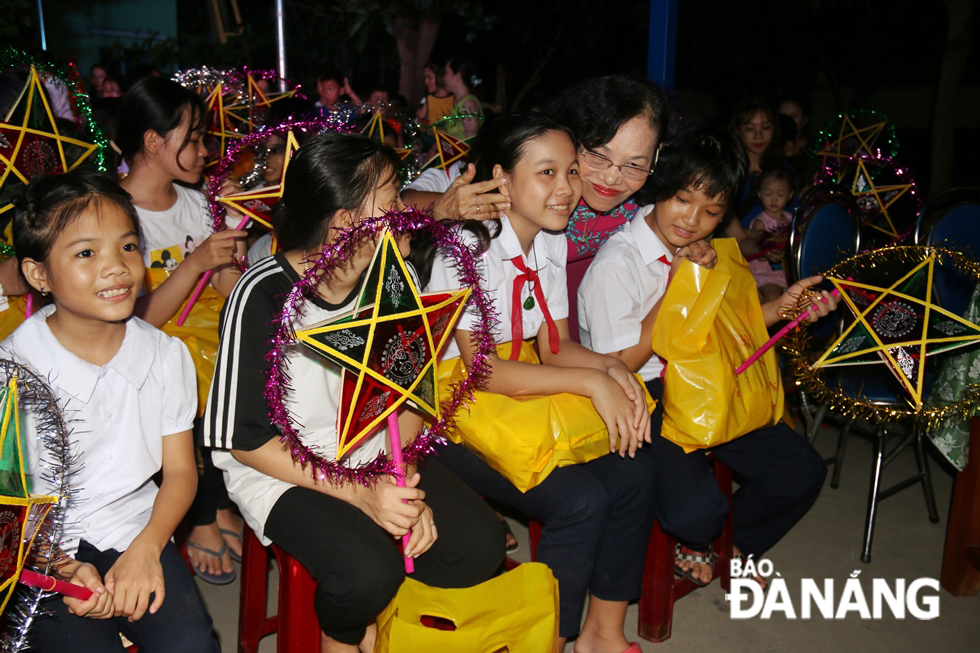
[197,422,980,652]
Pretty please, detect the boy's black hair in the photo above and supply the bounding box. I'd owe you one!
[647,123,748,207]
[271,132,401,252]
[13,169,142,269]
[317,70,343,85]
[115,76,206,166]
[545,75,671,153]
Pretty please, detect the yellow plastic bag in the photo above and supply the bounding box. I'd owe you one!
[650,239,783,452]
[436,341,656,492]
[374,562,559,653]
[145,268,223,417]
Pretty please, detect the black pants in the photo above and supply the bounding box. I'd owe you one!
[188,420,233,527]
[642,378,826,556]
[263,459,504,646]
[30,541,217,653]
[437,442,658,638]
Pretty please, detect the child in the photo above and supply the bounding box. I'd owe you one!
[416,60,455,126]
[425,114,656,653]
[203,132,503,653]
[747,166,795,303]
[4,169,216,651]
[578,125,832,587]
[314,70,343,111]
[116,76,248,584]
[442,57,483,140]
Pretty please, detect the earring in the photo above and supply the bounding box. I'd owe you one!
[40,287,48,297]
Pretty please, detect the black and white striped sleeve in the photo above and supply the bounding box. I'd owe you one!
[203,256,288,450]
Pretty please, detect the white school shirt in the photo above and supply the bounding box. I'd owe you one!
[2,305,196,555]
[577,205,672,383]
[427,215,569,361]
[204,255,389,545]
[403,162,464,194]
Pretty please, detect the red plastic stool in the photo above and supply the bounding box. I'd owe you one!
[239,525,321,653]
[637,457,733,642]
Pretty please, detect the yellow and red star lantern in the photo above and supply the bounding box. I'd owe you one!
[0,68,99,217]
[422,128,469,175]
[224,75,297,133]
[0,375,58,616]
[217,131,300,232]
[295,229,470,459]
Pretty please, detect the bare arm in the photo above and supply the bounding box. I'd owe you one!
[231,432,424,537]
[134,230,247,327]
[104,430,197,620]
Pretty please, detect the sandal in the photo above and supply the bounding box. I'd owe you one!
[674,542,715,587]
[501,518,519,554]
[219,527,243,563]
[187,540,236,585]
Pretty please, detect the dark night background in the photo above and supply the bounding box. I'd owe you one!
[8,0,979,192]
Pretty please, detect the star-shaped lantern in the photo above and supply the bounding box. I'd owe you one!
[0,68,99,217]
[361,111,389,144]
[295,229,470,459]
[848,158,916,240]
[0,375,57,616]
[204,84,246,168]
[812,251,980,409]
[816,112,889,170]
[224,75,297,133]
[422,128,469,176]
[217,131,300,231]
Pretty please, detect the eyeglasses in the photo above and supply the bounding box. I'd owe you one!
[257,143,287,157]
[580,149,653,181]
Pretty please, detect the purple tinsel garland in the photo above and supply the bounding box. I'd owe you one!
[206,117,354,235]
[264,209,498,484]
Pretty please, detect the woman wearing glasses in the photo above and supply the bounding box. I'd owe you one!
[545,75,671,263]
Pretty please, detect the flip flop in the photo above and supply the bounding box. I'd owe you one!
[219,527,243,563]
[620,644,642,653]
[674,543,715,587]
[501,519,519,554]
[187,540,237,585]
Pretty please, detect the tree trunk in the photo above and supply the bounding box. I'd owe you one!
[394,14,440,105]
[931,0,973,195]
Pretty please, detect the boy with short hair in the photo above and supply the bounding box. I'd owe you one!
[578,125,833,586]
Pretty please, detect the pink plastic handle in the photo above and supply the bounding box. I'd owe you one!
[386,412,415,574]
[25,293,34,318]
[19,569,93,601]
[176,216,250,326]
[736,287,841,375]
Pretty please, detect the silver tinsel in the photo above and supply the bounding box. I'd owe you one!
[0,360,75,652]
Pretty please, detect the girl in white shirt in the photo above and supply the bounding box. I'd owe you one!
[424,114,656,653]
[6,169,215,651]
[116,77,248,582]
[204,132,503,653]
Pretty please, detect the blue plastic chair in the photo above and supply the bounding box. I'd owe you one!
[914,187,980,317]
[787,185,861,435]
